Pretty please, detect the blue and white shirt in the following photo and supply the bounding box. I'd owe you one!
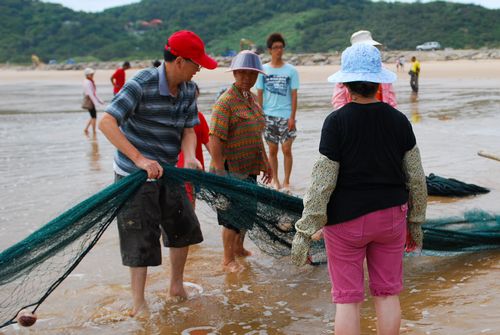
[105,63,199,175]
[255,63,299,119]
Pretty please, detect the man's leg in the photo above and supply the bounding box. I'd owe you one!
[334,302,362,335]
[169,246,188,298]
[234,230,252,257]
[373,295,401,335]
[267,141,281,189]
[282,138,294,189]
[130,267,147,316]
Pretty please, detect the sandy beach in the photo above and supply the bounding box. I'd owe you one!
[1,59,500,334]
[3,59,500,83]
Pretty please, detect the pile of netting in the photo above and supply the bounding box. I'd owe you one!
[0,165,498,328]
[426,173,489,197]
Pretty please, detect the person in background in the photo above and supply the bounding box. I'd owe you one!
[256,33,299,191]
[110,61,131,95]
[99,30,217,316]
[409,56,421,93]
[152,59,162,67]
[209,50,272,272]
[331,30,397,110]
[82,67,104,134]
[177,83,211,206]
[292,43,427,335]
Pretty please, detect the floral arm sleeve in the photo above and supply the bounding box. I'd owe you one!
[403,145,427,248]
[291,154,339,266]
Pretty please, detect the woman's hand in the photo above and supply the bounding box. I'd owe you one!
[261,160,272,184]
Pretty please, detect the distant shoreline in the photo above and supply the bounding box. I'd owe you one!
[2,49,500,71]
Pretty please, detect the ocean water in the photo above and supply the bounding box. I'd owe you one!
[0,69,499,334]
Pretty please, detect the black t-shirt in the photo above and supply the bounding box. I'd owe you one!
[319,102,417,225]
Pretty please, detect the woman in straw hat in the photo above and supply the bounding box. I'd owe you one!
[331,30,398,110]
[291,43,427,334]
[209,50,273,272]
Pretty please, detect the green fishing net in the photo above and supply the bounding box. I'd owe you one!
[0,165,497,328]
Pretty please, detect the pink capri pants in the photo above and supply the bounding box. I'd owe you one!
[323,204,407,304]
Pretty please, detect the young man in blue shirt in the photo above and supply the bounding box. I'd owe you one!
[256,33,299,191]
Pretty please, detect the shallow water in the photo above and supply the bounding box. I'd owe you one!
[0,71,499,334]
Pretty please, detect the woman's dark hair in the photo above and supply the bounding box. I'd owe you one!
[164,48,177,62]
[266,33,286,49]
[344,81,380,98]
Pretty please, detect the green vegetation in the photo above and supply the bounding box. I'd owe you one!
[1,0,499,63]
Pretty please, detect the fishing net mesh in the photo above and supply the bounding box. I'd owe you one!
[0,165,497,328]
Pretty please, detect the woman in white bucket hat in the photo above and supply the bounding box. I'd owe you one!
[82,67,104,134]
[331,30,398,110]
[291,43,427,335]
[209,50,272,272]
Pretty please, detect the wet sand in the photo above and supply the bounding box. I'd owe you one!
[1,60,500,334]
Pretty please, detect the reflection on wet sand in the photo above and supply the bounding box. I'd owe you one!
[410,92,421,124]
[86,133,101,171]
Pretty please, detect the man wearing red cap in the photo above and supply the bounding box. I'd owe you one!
[99,30,217,316]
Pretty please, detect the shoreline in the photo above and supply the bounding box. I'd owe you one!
[2,48,500,71]
[1,59,500,84]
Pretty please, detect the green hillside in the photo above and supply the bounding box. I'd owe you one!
[1,0,499,63]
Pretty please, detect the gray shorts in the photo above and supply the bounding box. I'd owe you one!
[264,115,297,144]
[115,174,203,267]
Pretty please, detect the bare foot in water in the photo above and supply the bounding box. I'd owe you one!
[222,260,243,272]
[235,248,252,257]
[272,181,281,190]
[169,284,188,301]
[129,302,148,317]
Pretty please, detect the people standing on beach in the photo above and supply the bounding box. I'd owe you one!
[110,61,131,95]
[177,83,211,207]
[82,68,104,134]
[98,30,217,316]
[256,33,299,191]
[331,30,397,110]
[209,50,272,272]
[291,43,427,335]
[409,56,421,93]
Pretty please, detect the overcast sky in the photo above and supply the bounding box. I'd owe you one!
[42,0,500,12]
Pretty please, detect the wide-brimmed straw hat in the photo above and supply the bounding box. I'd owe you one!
[83,68,95,76]
[327,44,396,84]
[350,30,381,46]
[227,50,265,74]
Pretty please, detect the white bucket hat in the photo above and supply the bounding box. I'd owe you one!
[327,43,396,84]
[350,30,381,46]
[83,68,95,76]
[227,50,266,74]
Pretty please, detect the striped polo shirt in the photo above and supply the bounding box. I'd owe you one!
[209,84,267,177]
[105,63,199,175]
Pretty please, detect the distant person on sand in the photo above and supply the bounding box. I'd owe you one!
[409,56,421,93]
[256,33,299,191]
[292,43,427,335]
[177,83,211,207]
[110,61,131,95]
[209,50,272,272]
[82,68,104,134]
[331,30,397,110]
[152,59,161,67]
[396,56,405,72]
[99,30,217,316]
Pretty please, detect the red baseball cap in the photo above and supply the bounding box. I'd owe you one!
[165,30,218,70]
